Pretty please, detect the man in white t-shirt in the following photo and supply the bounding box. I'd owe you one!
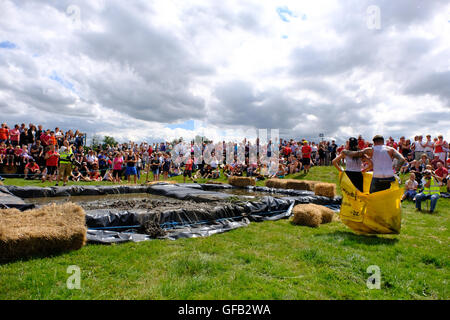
[423,135,434,159]
[413,135,425,160]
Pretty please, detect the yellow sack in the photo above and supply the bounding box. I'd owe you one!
[339,172,403,235]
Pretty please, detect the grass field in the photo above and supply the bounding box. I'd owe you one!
[0,166,449,299]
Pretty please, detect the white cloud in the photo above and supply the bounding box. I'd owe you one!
[0,0,449,144]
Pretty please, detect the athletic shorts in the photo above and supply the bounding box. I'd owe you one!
[183,170,192,177]
[370,176,395,193]
[302,158,311,166]
[113,169,122,177]
[152,168,160,175]
[125,166,137,176]
[46,166,57,175]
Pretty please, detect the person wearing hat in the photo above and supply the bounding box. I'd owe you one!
[342,135,405,193]
[414,169,441,213]
[333,137,372,192]
[24,158,41,180]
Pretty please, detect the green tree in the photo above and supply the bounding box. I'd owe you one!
[103,136,118,148]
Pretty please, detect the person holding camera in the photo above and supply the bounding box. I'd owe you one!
[414,170,441,213]
[56,141,74,186]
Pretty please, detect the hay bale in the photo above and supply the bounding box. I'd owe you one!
[285,179,313,191]
[0,203,87,261]
[266,179,288,189]
[307,204,336,224]
[228,176,256,187]
[291,204,322,227]
[314,182,336,198]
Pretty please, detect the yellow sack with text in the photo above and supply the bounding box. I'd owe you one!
[339,172,403,235]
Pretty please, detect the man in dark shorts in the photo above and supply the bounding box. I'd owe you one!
[150,153,161,181]
[125,149,138,184]
[301,140,312,174]
[42,144,59,182]
[183,155,195,183]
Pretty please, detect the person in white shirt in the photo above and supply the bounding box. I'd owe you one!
[423,135,434,159]
[412,135,425,160]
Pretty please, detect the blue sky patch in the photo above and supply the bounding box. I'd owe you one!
[166,119,195,131]
[276,6,296,22]
[0,41,17,49]
[49,71,75,91]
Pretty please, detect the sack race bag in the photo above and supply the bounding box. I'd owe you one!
[339,172,403,235]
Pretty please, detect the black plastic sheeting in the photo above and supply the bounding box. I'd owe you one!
[86,196,295,243]
[2,185,150,198]
[147,183,232,201]
[0,187,35,210]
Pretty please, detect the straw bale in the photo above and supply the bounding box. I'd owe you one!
[228,176,256,187]
[291,204,322,227]
[314,182,336,198]
[0,203,86,261]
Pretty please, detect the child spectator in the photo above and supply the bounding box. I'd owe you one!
[401,173,418,202]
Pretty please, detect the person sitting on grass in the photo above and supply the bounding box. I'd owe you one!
[71,166,82,182]
[24,159,41,180]
[79,162,92,182]
[89,163,102,181]
[202,164,213,179]
[274,163,286,179]
[103,169,114,182]
[414,170,441,213]
[211,166,220,179]
[401,172,418,202]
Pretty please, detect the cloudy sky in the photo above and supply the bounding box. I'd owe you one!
[0,0,449,144]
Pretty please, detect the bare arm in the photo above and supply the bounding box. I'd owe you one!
[390,148,405,172]
[332,153,345,172]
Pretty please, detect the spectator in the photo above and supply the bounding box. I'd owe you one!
[24,159,41,180]
[42,144,59,183]
[401,173,418,202]
[414,170,441,213]
[125,149,138,184]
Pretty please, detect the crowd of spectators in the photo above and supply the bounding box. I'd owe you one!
[0,122,448,193]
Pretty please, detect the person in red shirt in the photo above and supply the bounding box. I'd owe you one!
[434,162,448,192]
[40,130,51,147]
[0,123,9,143]
[301,140,312,174]
[24,159,41,180]
[357,135,365,150]
[183,155,195,183]
[42,144,59,182]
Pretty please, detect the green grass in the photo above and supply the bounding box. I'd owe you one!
[0,166,449,300]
